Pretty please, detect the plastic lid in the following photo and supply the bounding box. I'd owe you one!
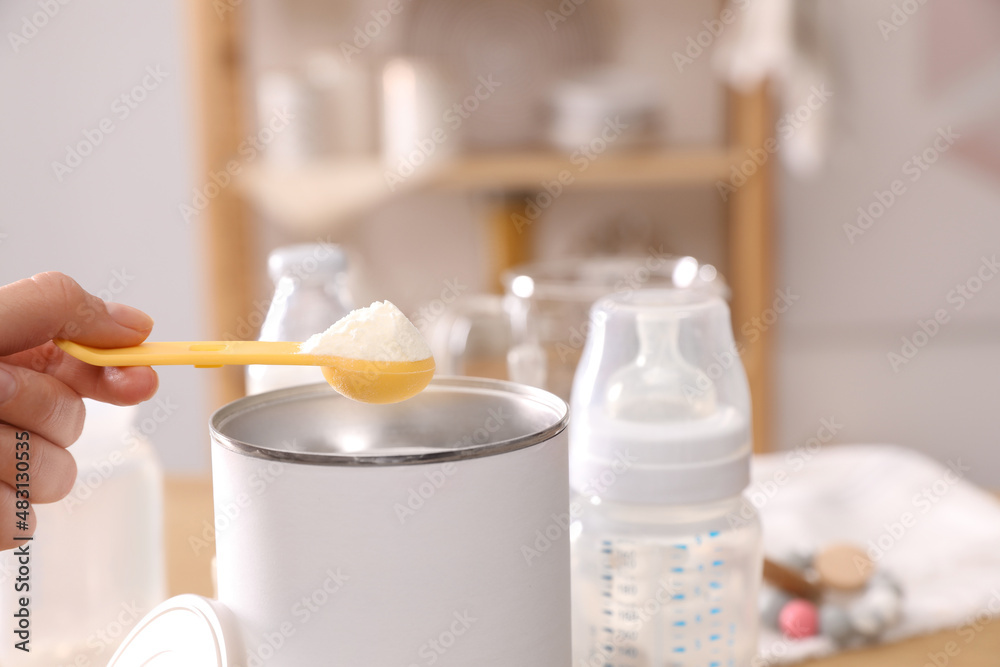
[107,595,242,667]
[569,289,752,504]
[267,243,348,283]
[572,406,751,505]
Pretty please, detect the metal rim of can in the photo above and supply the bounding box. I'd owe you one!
[210,376,569,466]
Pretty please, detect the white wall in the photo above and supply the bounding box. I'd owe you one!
[0,1,210,472]
[775,2,1000,485]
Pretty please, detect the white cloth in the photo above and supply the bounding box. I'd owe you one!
[753,444,1000,663]
[712,0,830,176]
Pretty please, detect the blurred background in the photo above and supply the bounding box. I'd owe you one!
[2,0,999,484]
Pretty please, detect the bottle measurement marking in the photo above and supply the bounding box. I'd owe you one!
[589,532,750,666]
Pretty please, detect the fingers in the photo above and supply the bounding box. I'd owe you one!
[0,272,153,357]
[0,483,36,551]
[0,425,76,503]
[0,362,85,448]
[71,365,159,406]
[1,342,158,406]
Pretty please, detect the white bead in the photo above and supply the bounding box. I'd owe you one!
[866,585,902,625]
[780,549,815,571]
[847,585,901,637]
[819,604,853,643]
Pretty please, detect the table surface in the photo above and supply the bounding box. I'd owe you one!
[165,477,1000,666]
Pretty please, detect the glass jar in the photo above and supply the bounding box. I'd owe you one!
[502,255,726,401]
[245,243,354,395]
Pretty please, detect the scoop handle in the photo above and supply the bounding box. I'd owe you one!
[54,340,326,368]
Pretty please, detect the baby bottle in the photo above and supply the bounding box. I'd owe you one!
[246,243,355,394]
[0,399,165,666]
[570,288,761,666]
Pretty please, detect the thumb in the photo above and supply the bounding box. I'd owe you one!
[0,272,153,356]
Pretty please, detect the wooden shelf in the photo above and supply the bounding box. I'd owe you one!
[239,158,389,233]
[427,147,738,190]
[199,0,773,451]
[238,147,738,232]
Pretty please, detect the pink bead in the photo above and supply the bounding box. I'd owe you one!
[778,599,819,639]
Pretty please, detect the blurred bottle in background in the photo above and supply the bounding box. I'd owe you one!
[0,400,165,666]
[246,243,355,395]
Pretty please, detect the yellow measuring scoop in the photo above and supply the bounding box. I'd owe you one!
[54,340,435,404]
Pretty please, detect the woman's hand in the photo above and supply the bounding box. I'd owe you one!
[0,272,158,550]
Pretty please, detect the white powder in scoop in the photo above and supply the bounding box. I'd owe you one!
[300,300,432,362]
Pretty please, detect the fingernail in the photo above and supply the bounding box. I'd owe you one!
[106,302,154,333]
[0,366,17,403]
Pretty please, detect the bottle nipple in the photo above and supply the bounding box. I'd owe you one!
[605,313,717,421]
